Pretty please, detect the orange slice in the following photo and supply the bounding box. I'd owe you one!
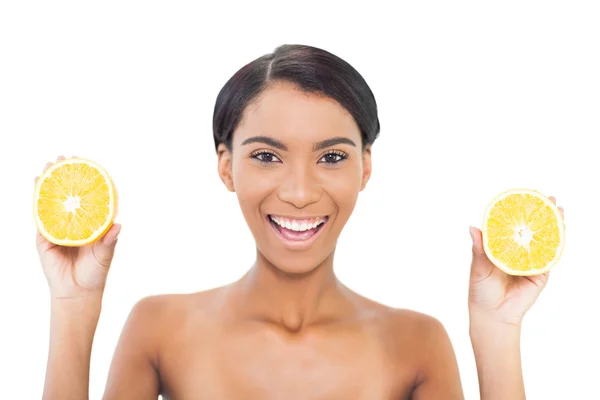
[482,189,565,276]
[33,158,117,247]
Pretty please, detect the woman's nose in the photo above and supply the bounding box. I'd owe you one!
[277,164,322,209]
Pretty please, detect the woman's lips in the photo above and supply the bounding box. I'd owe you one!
[268,215,328,242]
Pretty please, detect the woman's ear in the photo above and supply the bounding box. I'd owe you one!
[360,144,372,191]
[217,143,235,192]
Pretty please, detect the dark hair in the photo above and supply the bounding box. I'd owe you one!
[212,44,380,152]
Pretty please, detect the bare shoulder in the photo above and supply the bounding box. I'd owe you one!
[352,298,462,395]
[103,288,231,398]
[352,295,454,361]
[381,310,463,397]
[381,307,455,365]
[125,286,230,341]
[351,293,449,342]
[384,307,449,340]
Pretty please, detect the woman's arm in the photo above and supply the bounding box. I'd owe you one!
[43,297,102,400]
[468,219,559,399]
[42,297,161,400]
[408,315,524,400]
[470,318,524,399]
[35,157,160,399]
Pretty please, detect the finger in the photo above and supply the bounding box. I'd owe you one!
[525,270,550,288]
[34,176,39,185]
[101,223,121,245]
[57,155,66,162]
[92,223,121,268]
[558,206,564,220]
[35,230,45,246]
[469,226,486,257]
[35,230,54,253]
[43,162,53,172]
[548,196,556,205]
[469,226,496,282]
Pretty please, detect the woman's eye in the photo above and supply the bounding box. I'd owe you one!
[252,152,281,163]
[319,152,347,164]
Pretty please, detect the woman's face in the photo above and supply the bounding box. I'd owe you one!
[218,81,372,274]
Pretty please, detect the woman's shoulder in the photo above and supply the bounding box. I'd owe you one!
[352,294,451,349]
[350,292,446,334]
[384,308,447,336]
[125,286,231,330]
[358,302,455,373]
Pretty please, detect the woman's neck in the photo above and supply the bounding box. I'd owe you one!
[232,250,355,332]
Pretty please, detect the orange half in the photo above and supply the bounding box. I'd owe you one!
[33,158,117,247]
[482,189,565,276]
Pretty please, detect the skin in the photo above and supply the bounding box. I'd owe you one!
[39,81,565,400]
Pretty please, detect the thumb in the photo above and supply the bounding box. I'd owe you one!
[469,226,486,258]
[92,223,121,267]
[469,226,493,279]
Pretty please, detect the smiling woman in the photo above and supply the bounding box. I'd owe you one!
[38,44,557,400]
[216,74,374,276]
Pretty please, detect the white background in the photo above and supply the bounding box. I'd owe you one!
[1,1,599,399]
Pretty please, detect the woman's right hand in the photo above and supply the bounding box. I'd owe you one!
[35,155,121,300]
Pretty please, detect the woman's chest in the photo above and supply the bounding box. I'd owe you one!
[158,324,417,399]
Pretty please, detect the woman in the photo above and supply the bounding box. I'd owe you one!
[39,44,560,399]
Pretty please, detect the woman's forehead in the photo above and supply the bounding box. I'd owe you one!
[233,83,361,147]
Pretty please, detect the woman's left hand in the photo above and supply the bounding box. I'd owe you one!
[467,196,564,327]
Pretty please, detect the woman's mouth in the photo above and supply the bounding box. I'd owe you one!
[267,215,328,242]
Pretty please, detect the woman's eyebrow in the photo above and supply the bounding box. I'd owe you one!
[241,136,287,150]
[313,137,356,151]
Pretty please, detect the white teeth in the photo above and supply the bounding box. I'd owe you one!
[270,216,326,232]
